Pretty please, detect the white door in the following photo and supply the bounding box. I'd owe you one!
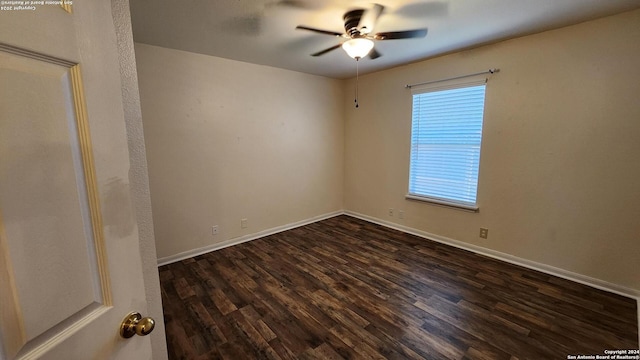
[0,1,154,359]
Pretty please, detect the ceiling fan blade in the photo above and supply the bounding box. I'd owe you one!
[296,25,343,37]
[271,0,320,10]
[396,1,449,18]
[369,48,381,59]
[358,3,384,34]
[374,28,428,40]
[311,43,342,57]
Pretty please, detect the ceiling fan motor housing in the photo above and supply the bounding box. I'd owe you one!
[344,9,365,37]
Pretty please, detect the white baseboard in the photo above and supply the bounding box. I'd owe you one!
[157,210,343,266]
[344,210,640,301]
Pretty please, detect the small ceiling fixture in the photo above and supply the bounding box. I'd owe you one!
[341,38,374,60]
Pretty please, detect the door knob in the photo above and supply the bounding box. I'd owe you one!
[120,312,156,338]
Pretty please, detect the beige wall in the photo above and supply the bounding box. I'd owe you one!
[344,9,640,291]
[135,44,344,259]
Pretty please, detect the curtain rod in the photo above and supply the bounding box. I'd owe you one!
[405,68,500,89]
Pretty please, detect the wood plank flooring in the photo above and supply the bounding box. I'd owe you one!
[159,215,639,359]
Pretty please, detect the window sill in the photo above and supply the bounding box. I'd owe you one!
[405,194,479,212]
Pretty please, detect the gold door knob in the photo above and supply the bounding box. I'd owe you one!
[120,312,156,338]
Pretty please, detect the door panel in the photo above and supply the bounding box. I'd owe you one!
[0,49,110,357]
[0,2,152,359]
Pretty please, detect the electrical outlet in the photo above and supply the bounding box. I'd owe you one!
[479,228,489,239]
[388,208,394,217]
[211,225,219,235]
[241,218,248,229]
[398,210,404,219]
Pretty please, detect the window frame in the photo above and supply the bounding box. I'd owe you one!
[406,78,488,212]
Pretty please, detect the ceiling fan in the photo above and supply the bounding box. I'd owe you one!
[295,4,428,60]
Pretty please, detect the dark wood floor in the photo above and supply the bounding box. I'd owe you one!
[159,215,638,360]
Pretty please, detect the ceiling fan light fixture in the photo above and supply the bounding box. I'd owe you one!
[341,38,374,59]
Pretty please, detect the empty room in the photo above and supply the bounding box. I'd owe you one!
[1,0,639,359]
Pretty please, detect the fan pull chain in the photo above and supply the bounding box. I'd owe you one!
[354,58,360,108]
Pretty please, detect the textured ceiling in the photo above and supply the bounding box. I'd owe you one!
[129,0,640,79]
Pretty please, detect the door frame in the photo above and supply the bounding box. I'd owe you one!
[109,0,167,359]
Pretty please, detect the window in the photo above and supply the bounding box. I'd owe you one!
[407,79,487,211]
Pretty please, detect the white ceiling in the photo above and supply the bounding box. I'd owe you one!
[129,0,640,79]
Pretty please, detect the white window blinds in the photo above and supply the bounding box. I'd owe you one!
[408,80,487,210]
